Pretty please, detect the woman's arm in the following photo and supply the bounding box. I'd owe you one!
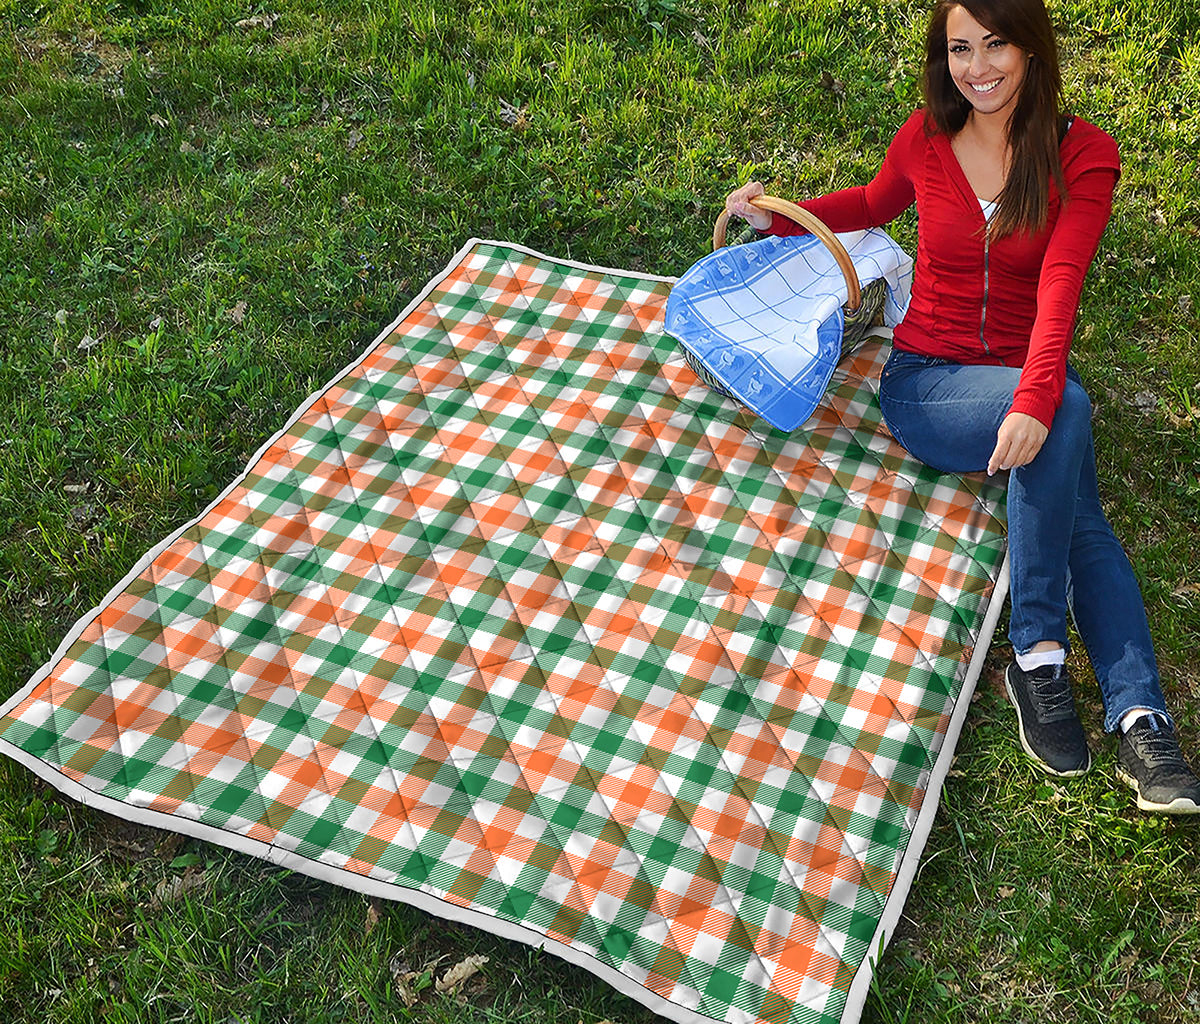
[726,112,922,235]
[1007,164,1119,427]
[776,152,916,235]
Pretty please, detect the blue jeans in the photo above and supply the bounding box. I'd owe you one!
[878,348,1168,732]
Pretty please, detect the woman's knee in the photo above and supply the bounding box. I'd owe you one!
[1024,380,1093,474]
[1047,380,1092,444]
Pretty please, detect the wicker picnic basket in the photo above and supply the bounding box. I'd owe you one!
[678,195,887,404]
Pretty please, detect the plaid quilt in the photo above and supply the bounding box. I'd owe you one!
[0,241,1008,1024]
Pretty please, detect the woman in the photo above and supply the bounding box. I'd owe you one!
[725,0,1199,813]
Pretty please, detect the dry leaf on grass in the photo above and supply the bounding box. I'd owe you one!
[498,98,528,128]
[818,71,845,95]
[435,953,488,993]
[389,951,449,1007]
[1131,390,1157,412]
[388,956,423,1008]
[364,897,383,935]
[105,838,151,862]
[236,12,279,30]
[151,868,208,908]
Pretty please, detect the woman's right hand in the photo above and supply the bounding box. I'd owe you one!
[725,181,772,232]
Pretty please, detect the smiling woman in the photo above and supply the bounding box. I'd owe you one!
[725,0,1200,814]
[924,0,1065,238]
[946,12,1029,117]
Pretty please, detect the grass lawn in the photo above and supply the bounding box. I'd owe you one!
[2,0,1199,1021]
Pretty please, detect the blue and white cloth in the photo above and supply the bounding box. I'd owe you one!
[665,229,914,431]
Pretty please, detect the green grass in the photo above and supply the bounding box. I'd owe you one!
[2,0,1199,1021]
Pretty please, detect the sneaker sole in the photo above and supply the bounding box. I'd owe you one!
[1115,766,1200,815]
[1004,669,1091,778]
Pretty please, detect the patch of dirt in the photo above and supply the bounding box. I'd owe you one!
[14,28,137,80]
[91,809,176,863]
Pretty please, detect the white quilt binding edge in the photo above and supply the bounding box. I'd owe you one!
[0,239,1008,1024]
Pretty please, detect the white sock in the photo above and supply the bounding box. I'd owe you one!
[1120,709,1166,733]
[1015,648,1066,672]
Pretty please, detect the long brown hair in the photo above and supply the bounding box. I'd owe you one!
[923,0,1068,238]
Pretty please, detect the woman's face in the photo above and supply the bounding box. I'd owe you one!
[945,5,1029,120]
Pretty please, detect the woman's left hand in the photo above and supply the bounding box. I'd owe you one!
[987,412,1049,475]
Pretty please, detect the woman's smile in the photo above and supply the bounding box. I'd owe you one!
[945,5,1029,118]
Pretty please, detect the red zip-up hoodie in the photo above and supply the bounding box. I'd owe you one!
[766,109,1120,428]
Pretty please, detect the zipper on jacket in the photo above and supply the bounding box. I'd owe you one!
[979,229,992,357]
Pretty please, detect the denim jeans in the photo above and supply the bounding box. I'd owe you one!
[878,348,1168,732]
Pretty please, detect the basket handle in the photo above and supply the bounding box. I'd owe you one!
[713,195,861,312]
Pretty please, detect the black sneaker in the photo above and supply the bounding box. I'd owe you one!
[1116,716,1200,814]
[1004,662,1092,777]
